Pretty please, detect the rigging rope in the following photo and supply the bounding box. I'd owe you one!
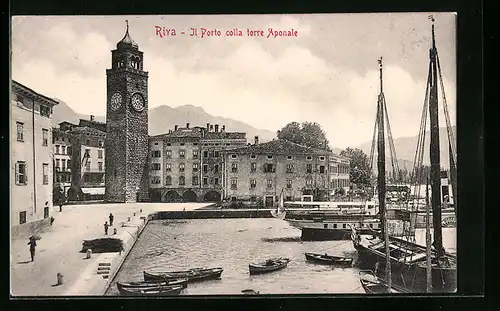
[436,53,457,162]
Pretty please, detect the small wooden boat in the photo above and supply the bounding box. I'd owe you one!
[143,267,223,282]
[117,278,188,290]
[241,289,260,295]
[304,252,353,266]
[118,284,184,296]
[359,270,408,294]
[249,257,290,275]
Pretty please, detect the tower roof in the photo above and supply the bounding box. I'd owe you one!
[117,20,138,50]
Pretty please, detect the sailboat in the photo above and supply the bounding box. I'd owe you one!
[352,17,457,293]
[270,189,286,219]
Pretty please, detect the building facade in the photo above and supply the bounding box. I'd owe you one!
[52,126,73,200]
[148,123,247,202]
[105,23,149,203]
[52,117,107,201]
[67,121,106,201]
[328,154,351,193]
[221,139,341,207]
[11,80,58,236]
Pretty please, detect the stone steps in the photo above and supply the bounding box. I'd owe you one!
[97,262,111,279]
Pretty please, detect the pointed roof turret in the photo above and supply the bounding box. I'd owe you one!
[117,20,138,50]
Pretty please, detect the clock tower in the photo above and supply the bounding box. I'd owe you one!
[105,21,149,203]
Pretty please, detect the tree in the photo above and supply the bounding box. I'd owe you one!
[277,121,331,151]
[340,147,372,187]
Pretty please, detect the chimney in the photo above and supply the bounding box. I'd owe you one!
[174,125,178,131]
[168,129,172,134]
[214,124,219,132]
[186,122,190,128]
[90,115,95,121]
[210,124,214,131]
[222,125,226,132]
[206,123,210,131]
[254,136,259,145]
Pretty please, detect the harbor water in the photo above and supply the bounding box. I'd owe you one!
[106,218,456,295]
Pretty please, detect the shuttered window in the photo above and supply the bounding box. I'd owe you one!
[15,161,27,185]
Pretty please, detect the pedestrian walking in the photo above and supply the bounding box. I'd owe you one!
[27,236,37,262]
[104,221,109,235]
[59,201,63,212]
[109,213,114,226]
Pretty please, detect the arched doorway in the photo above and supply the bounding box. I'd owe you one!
[150,191,162,203]
[163,190,182,202]
[204,190,221,202]
[183,190,198,202]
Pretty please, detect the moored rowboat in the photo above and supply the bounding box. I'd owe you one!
[117,278,188,290]
[143,267,223,282]
[249,257,290,275]
[118,284,184,296]
[358,270,408,294]
[304,252,353,266]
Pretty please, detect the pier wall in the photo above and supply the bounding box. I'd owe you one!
[152,208,275,220]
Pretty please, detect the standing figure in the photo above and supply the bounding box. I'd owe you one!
[27,236,37,262]
[104,221,109,235]
[109,213,114,226]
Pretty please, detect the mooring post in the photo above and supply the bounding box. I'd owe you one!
[57,273,64,285]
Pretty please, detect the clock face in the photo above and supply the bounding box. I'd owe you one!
[131,93,145,112]
[110,92,122,111]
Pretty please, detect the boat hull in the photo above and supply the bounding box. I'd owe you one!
[353,237,457,293]
[118,285,184,296]
[249,259,290,275]
[304,252,353,266]
[143,268,223,283]
[117,279,188,290]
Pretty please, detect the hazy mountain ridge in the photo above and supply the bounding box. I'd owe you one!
[51,101,276,142]
[355,126,457,169]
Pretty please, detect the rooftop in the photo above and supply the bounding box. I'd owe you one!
[12,80,59,107]
[70,126,106,137]
[202,131,246,140]
[225,139,333,156]
[116,22,138,50]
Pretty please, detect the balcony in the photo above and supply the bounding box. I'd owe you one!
[264,168,276,173]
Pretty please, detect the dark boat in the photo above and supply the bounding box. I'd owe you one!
[117,278,188,290]
[143,267,223,282]
[118,284,184,296]
[249,257,290,275]
[241,289,260,295]
[304,252,353,266]
[359,270,411,294]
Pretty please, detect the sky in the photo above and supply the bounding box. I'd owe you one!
[11,13,456,148]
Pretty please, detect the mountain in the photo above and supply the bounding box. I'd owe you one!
[52,98,106,125]
[354,126,457,169]
[148,105,276,142]
[51,102,276,143]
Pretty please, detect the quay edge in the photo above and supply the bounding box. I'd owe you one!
[66,207,276,296]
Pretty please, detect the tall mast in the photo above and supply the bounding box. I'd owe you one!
[428,17,444,260]
[377,57,387,240]
[425,177,432,293]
